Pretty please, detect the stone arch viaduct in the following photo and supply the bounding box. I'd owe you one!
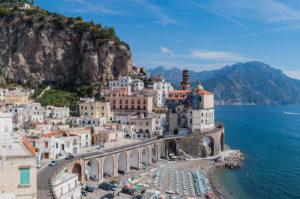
[42,123,224,199]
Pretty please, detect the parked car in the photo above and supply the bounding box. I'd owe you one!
[132,195,145,199]
[36,163,41,168]
[65,154,75,160]
[157,135,165,139]
[111,184,120,191]
[85,185,95,192]
[100,193,114,199]
[121,187,137,195]
[99,183,113,191]
[118,170,126,174]
[81,190,88,197]
[142,163,148,169]
[48,160,58,166]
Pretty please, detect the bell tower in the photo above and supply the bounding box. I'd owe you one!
[181,69,190,90]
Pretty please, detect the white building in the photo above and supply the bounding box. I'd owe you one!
[109,76,132,89]
[129,116,157,139]
[6,105,25,128]
[53,172,81,199]
[131,79,144,90]
[69,116,105,127]
[0,113,13,133]
[23,3,31,9]
[108,76,144,90]
[152,75,174,107]
[31,132,80,160]
[46,106,69,119]
[0,88,8,101]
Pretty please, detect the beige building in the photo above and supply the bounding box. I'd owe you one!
[0,113,37,199]
[78,101,111,123]
[67,128,91,148]
[5,93,29,104]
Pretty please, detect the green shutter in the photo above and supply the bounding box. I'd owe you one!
[20,168,30,184]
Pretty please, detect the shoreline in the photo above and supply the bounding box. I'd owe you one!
[207,166,230,199]
[206,149,244,199]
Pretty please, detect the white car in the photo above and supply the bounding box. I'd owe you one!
[48,160,58,166]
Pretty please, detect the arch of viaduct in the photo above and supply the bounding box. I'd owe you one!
[65,139,175,183]
[63,122,224,184]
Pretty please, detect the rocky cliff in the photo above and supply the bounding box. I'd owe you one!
[0,6,132,86]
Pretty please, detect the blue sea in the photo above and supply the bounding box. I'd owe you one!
[214,105,300,199]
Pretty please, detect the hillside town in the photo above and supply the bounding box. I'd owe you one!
[0,67,234,199]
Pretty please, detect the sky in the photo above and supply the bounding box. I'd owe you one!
[35,0,300,79]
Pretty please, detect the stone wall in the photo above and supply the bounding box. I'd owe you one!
[178,122,224,157]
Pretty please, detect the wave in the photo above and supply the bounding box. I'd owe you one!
[283,111,300,115]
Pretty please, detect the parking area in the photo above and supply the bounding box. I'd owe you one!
[82,159,214,199]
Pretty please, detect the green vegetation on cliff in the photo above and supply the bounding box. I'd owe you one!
[31,83,106,109]
[0,1,129,49]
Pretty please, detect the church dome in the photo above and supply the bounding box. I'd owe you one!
[196,80,203,90]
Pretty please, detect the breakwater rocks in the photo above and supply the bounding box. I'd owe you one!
[215,150,244,169]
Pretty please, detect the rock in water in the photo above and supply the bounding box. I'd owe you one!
[0,8,132,86]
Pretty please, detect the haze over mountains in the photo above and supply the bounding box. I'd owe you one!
[148,62,300,105]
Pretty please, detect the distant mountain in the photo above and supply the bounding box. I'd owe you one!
[148,62,300,105]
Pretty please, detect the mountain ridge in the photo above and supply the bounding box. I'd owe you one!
[148,61,300,105]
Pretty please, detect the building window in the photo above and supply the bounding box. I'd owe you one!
[20,168,30,185]
[68,183,71,191]
[45,142,48,148]
[138,100,140,104]
[61,187,63,196]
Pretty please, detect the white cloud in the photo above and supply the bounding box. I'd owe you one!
[198,0,300,24]
[131,0,176,25]
[160,47,175,57]
[62,0,119,15]
[186,49,249,61]
[189,2,247,29]
[284,70,300,80]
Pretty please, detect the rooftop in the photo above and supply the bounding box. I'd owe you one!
[53,172,77,186]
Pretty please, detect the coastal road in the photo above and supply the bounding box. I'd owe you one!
[37,136,183,198]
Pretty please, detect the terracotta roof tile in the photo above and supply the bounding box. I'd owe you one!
[23,138,36,155]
